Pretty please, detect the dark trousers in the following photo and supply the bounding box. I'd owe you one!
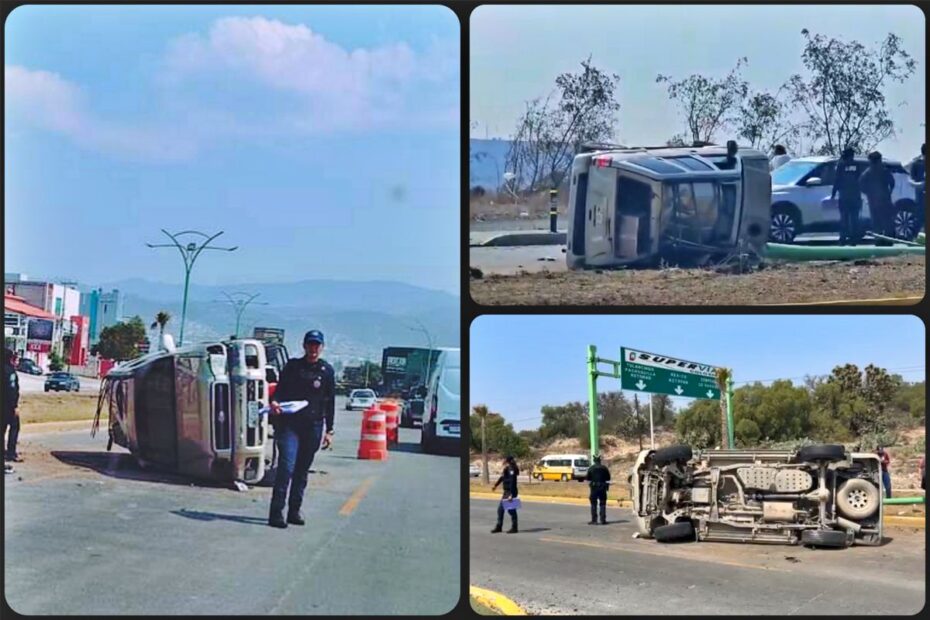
[590,488,607,522]
[496,500,518,528]
[882,470,892,499]
[4,410,19,458]
[869,201,894,242]
[838,203,860,245]
[270,419,324,518]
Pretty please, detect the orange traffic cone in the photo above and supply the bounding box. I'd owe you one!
[379,402,400,446]
[357,406,388,460]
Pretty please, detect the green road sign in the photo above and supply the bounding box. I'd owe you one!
[620,347,721,400]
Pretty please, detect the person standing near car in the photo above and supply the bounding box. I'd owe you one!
[908,143,925,213]
[859,151,896,245]
[877,446,892,499]
[4,348,22,464]
[769,144,791,171]
[586,454,611,525]
[491,455,519,534]
[831,147,863,245]
[266,330,335,529]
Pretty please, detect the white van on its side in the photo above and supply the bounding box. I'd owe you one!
[420,348,460,454]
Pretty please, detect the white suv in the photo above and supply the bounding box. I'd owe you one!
[770,156,922,242]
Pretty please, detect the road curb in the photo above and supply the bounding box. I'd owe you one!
[768,295,923,306]
[471,491,632,508]
[470,585,527,615]
[471,493,922,527]
[471,231,567,247]
[22,419,98,429]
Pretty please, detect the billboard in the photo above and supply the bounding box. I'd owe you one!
[380,347,441,394]
[27,318,54,353]
[253,327,285,345]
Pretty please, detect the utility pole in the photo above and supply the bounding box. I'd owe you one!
[146,229,237,346]
[213,292,267,338]
[408,319,435,386]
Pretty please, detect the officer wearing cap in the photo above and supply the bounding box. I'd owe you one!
[266,330,335,529]
[586,454,611,525]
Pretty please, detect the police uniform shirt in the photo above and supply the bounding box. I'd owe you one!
[273,357,336,432]
[833,161,862,204]
[4,362,19,412]
[587,463,611,491]
[497,464,519,497]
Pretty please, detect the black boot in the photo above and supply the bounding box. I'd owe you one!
[506,525,518,534]
[287,511,305,526]
[491,524,503,533]
[268,508,287,529]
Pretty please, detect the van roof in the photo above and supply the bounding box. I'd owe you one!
[584,144,766,160]
[541,453,589,459]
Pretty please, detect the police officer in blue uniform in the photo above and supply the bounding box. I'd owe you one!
[491,455,519,534]
[267,330,335,528]
[831,147,862,245]
[4,348,22,466]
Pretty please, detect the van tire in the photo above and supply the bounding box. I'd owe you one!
[560,474,568,482]
[797,444,846,463]
[801,528,850,548]
[654,521,695,542]
[771,203,801,243]
[836,478,880,520]
[421,420,436,454]
[652,445,693,466]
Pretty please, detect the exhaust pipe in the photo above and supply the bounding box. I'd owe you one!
[836,516,861,533]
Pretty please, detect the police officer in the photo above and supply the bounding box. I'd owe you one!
[4,348,22,464]
[859,151,896,245]
[267,330,335,529]
[491,455,519,534]
[586,454,611,525]
[831,147,862,245]
[909,143,925,213]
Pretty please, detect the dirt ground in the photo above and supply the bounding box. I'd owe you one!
[470,193,568,222]
[16,393,100,424]
[470,255,925,306]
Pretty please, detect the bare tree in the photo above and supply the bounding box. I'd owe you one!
[787,29,916,155]
[657,58,749,145]
[506,57,620,192]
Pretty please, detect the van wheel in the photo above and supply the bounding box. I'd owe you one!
[654,521,695,542]
[801,528,850,548]
[797,444,846,463]
[770,204,801,243]
[652,445,693,466]
[560,474,568,482]
[836,478,880,519]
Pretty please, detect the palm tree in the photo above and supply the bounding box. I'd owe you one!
[715,367,732,449]
[151,311,171,345]
[473,404,491,485]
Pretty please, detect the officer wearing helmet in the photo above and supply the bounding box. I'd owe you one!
[266,330,335,528]
[586,454,611,525]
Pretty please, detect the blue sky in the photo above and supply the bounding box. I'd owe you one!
[5,5,460,293]
[470,315,926,431]
[471,4,925,159]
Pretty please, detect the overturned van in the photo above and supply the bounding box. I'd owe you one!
[629,444,883,548]
[566,142,771,269]
[92,337,288,485]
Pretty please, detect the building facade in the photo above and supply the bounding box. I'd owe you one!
[79,287,125,344]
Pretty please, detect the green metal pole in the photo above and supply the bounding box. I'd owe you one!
[587,345,600,459]
[726,373,735,449]
[883,496,926,505]
[234,310,242,338]
[179,268,191,346]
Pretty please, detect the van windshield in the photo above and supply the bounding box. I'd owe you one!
[353,390,375,398]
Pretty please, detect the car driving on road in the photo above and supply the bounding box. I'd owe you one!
[17,358,43,375]
[770,156,921,242]
[420,348,461,454]
[44,372,80,392]
[346,388,376,410]
[630,443,883,548]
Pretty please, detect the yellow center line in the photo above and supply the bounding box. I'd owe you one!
[539,536,790,572]
[339,477,375,516]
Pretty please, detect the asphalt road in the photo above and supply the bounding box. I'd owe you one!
[4,396,460,615]
[470,498,925,615]
[16,372,101,394]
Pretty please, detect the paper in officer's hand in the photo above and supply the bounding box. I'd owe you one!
[260,401,308,416]
[501,498,522,511]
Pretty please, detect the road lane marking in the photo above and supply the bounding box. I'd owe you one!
[339,477,375,516]
[470,585,527,615]
[539,536,791,572]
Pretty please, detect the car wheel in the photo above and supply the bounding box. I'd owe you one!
[893,201,920,241]
[44,387,49,392]
[770,204,801,243]
[654,521,695,542]
[797,444,846,463]
[836,478,880,520]
[652,444,693,466]
[801,528,850,548]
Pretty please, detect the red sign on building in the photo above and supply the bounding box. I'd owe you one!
[26,341,52,353]
[69,315,89,366]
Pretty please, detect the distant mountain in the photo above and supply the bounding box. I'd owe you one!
[85,278,460,363]
[470,138,513,191]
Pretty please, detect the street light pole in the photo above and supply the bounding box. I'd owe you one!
[146,229,237,346]
[213,292,268,338]
[407,319,434,385]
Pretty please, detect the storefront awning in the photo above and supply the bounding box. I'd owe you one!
[3,294,56,320]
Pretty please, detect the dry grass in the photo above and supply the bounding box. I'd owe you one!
[470,191,568,222]
[17,393,101,424]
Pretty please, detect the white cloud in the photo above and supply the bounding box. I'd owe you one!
[161,16,457,132]
[5,65,197,162]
